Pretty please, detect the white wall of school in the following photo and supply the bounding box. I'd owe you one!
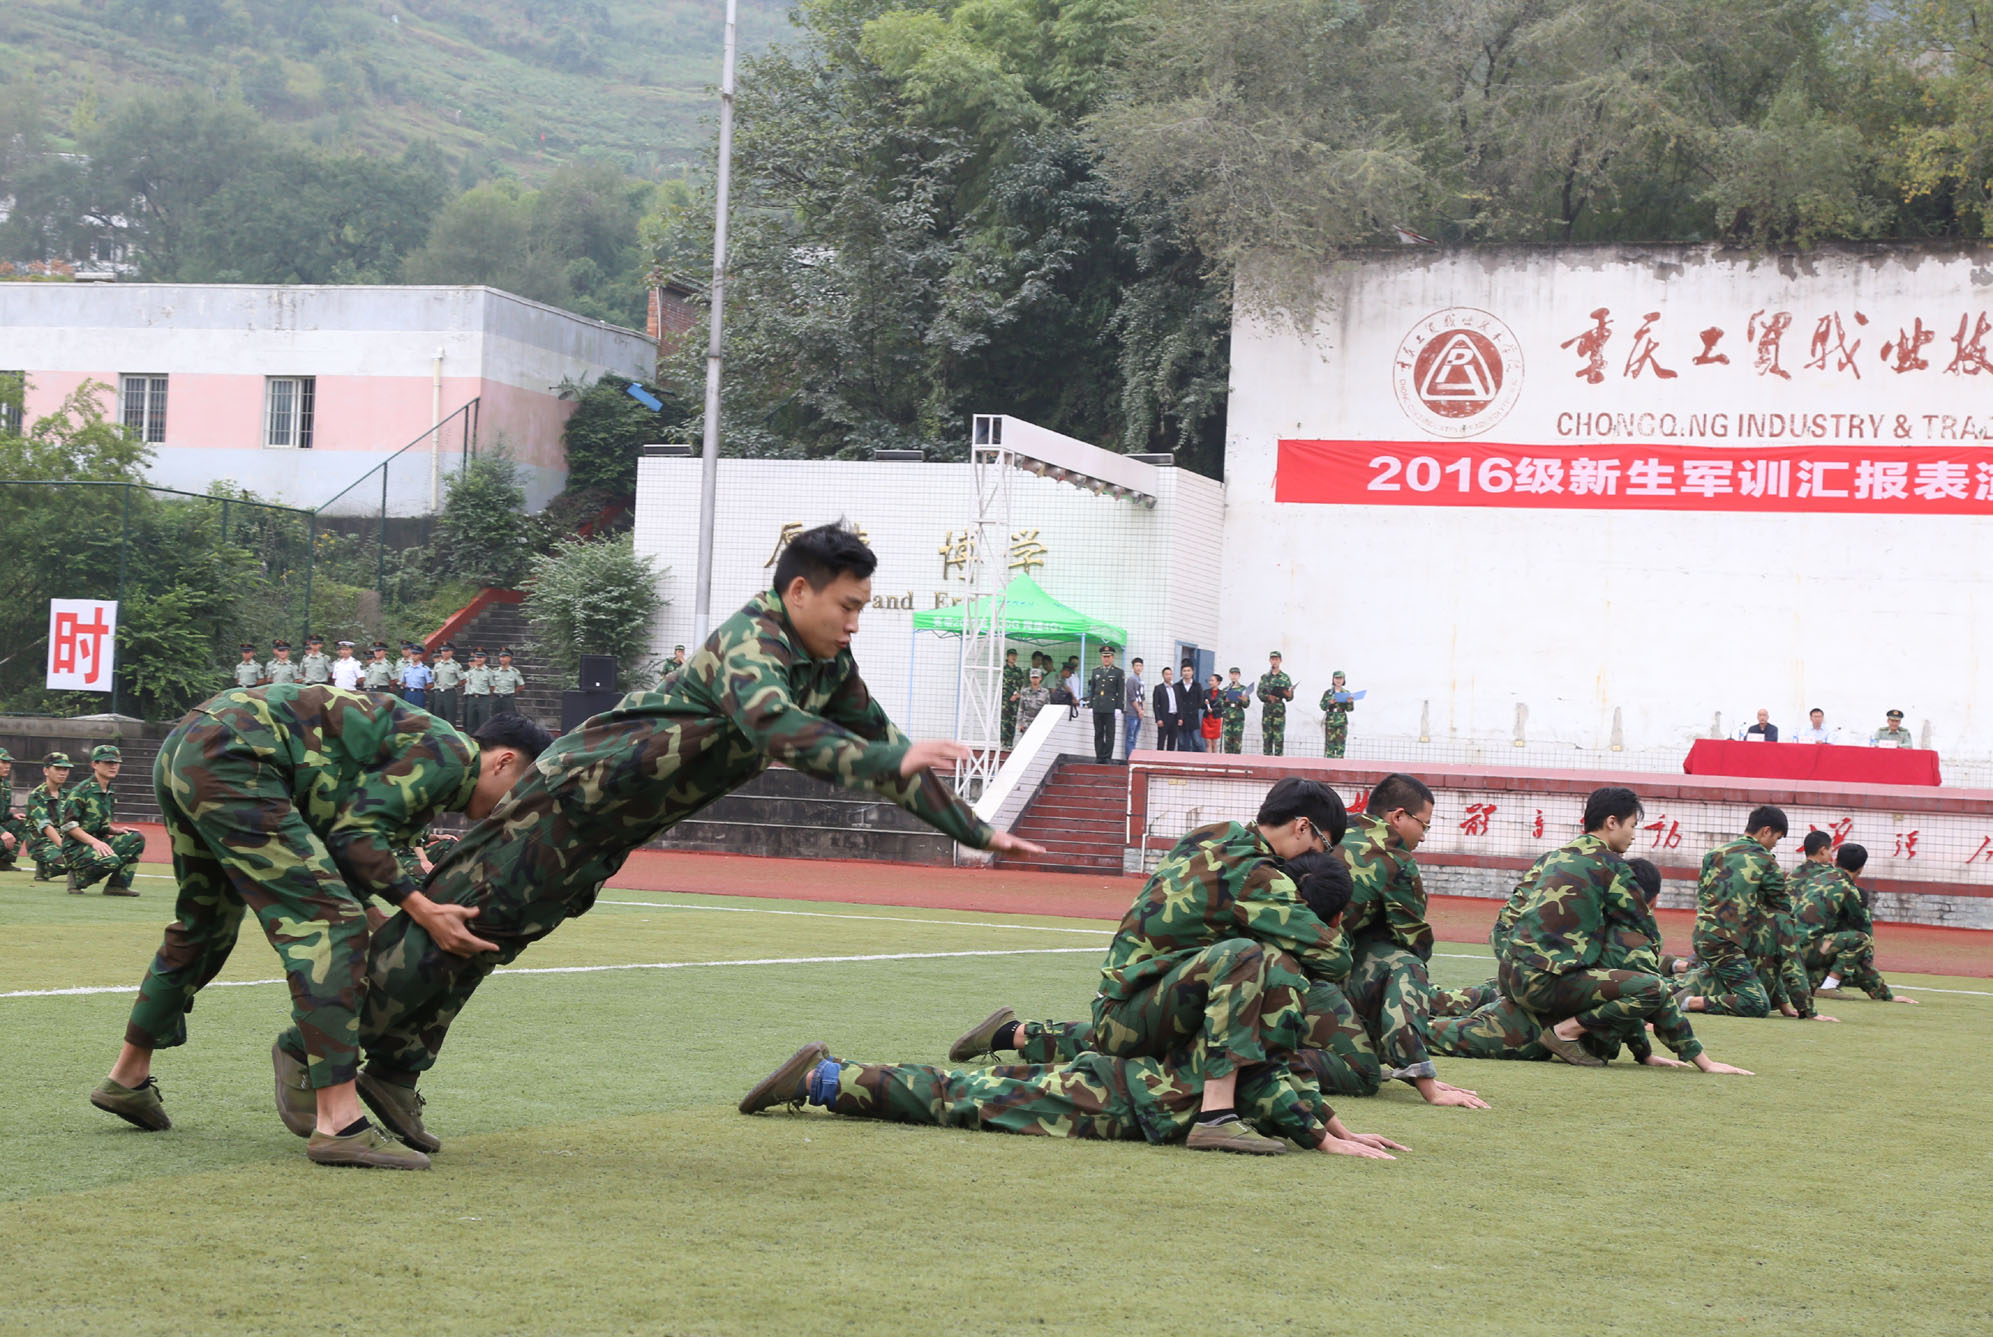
[1222,243,1993,761]
[632,457,1223,740]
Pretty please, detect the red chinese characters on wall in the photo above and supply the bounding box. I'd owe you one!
[1459,803,1497,837]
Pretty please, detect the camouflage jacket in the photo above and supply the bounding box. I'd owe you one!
[427,589,994,935]
[1255,670,1293,716]
[1501,833,1647,977]
[1488,849,1559,957]
[1001,663,1026,708]
[1794,865,1874,940]
[1097,821,1345,1000]
[1336,812,1432,961]
[26,780,67,839]
[60,777,118,839]
[1694,835,1788,955]
[180,685,479,907]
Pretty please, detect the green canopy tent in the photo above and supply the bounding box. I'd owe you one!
[907,572,1129,728]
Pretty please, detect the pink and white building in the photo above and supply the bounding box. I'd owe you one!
[0,283,657,512]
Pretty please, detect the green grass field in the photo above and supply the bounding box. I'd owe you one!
[4,860,1990,1336]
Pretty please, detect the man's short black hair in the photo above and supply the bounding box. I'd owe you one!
[1257,777,1348,847]
[1625,856,1663,905]
[1365,773,1434,818]
[771,522,878,593]
[1836,842,1869,874]
[1809,707,1824,717]
[1131,657,1143,666]
[1802,830,1833,857]
[1746,804,1789,837]
[1582,786,1642,832]
[472,714,554,762]
[1282,849,1354,923]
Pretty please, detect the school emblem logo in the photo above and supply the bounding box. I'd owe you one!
[1392,308,1523,438]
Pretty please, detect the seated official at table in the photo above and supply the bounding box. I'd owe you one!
[1871,709,1914,747]
[1740,708,1778,742]
[1794,707,1829,744]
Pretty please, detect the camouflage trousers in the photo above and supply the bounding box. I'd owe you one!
[27,834,68,876]
[1754,948,1814,1017]
[1221,719,1243,753]
[127,718,372,1089]
[1430,997,1654,1064]
[1498,961,1704,1060]
[1678,944,1770,1018]
[1346,940,1437,1080]
[1261,714,1285,756]
[1019,974,1380,1099]
[1323,722,1347,759]
[0,814,27,867]
[1430,979,1499,1018]
[1804,932,1893,1000]
[65,830,145,892]
[1090,939,1289,1082]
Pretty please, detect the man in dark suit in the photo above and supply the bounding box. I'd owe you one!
[1744,708,1778,742]
[1177,659,1206,752]
[1153,667,1182,751]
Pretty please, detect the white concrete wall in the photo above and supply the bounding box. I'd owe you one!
[1223,243,1993,763]
[632,456,1224,740]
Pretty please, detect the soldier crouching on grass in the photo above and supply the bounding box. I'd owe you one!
[90,686,550,1171]
[269,523,1045,1156]
[742,855,1408,1160]
[60,744,144,896]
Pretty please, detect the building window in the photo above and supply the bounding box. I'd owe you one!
[120,374,167,443]
[265,376,315,449]
[0,371,21,434]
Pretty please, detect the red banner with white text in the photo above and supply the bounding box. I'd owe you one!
[1275,439,1993,514]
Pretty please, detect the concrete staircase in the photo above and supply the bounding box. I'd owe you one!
[440,598,565,731]
[996,758,1128,874]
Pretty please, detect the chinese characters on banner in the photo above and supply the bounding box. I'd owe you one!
[47,599,117,692]
[1276,439,1993,516]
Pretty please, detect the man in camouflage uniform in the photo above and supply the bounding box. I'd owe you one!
[1677,805,1794,1019]
[1219,667,1250,754]
[430,642,465,726]
[265,640,299,685]
[1083,778,1352,1154]
[300,634,331,686]
[25,751,74,881]
[1255,652,1293,755]
[1320,670,1354,759]
[1494,791,1752,1073]
[0,746,28,871]
[363,642,395,692]
[1000,648,1025,749]
[94,686,550,1171]
[231,642,264,689]
[61,744,143,896]
[1013,667,1050,738]
[1337,773,1489,1108]
[1800,843,1917,1004]
[332,524,1042,1153]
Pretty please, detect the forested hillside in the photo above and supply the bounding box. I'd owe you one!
[0,0,788,174]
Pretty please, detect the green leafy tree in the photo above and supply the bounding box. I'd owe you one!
[557,375,685,498]
[434,453,532,589]
[522,534,663,680]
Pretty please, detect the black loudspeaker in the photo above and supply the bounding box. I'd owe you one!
[561,688,622,733]
[578,655,618,691]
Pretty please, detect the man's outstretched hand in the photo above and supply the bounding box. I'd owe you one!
[900,739,972,777]
[987,830,1046,856]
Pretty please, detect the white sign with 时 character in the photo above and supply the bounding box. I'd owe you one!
[46,598,117,692]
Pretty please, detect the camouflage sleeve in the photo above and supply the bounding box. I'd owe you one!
[1238,1054,1332,1146]
[319,715,476,906]
[720,635,910,784]
[1758,855,1791,915]
[1383,858,1435,961]
[57,790,82,834]
[816,665,996,849]
[1847,884,1875,936]
[1235,864,1347,980]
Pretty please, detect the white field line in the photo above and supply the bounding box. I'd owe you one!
[0,946,1103,1000]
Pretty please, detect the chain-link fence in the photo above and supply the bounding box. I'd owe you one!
[3,399,484,721]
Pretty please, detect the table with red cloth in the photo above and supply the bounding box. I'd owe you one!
[1682,739,1942,787]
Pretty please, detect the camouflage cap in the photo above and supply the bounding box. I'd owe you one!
[1269,651,1282,659]
[1332,668,1345,677]
[1229,666,1241,674]
[91,744,121,762]
[674,644,685,652]
[0,747,12,763]
[43,751,72,767]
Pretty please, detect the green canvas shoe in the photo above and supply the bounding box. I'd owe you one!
[90,1076,171,1131]
[739,1042,830,1115]
[271,1042,316,1138]
[947,1006,1016,1062]
[1185,1119,1287,1155]
[357,1070,441,1153]
[306,1124,431,1170]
